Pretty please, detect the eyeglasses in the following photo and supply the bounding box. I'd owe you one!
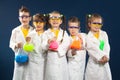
[50,16,61,20]
[69,26,79,29]
[19,15,30,19]
[91,22,103,26]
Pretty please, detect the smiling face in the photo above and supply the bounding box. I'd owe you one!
[19,12,31,26]
[89,18,102,32]
[49,13,62,29]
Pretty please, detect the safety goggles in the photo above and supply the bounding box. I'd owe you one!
[19,15,30,19]
[50,16,61,20]
[69,26,80,29]
[91,22,103,26]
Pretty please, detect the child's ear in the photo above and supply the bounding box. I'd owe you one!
[88,23,91,27]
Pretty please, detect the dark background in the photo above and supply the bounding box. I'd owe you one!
[0,0,119,80]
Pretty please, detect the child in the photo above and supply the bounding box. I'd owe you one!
[85,13,112,80]
[24,13,46,80]
[9,6,33,80]
[67,16,86,80]
[42,11,70,80]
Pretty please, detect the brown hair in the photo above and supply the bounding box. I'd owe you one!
[68,16,80,27]
[33,13,46,22]
[32,13,46,28]
[46,11,66,30]
[19,6,30,15]
[86,13,103,31]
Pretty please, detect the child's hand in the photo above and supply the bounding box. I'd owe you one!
[48,48,58,52]
[77,33,82,39]
[102,56,109,63]
[48,39,53,44]
[71,49,77,56]
[48,37,57,44]
[99,59,105,64]
[99,56,109,64]
[26,37,31,43]
[16,42,23,48]
[77,33,82,40]
[80,45,84,50]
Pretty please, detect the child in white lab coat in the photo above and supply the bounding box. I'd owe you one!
[24,13,46,80]
[43,11,70,80]
[9,6,33,80]
[67,16,86,80]
[85,13,112,80]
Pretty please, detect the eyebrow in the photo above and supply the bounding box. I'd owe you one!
[33,20,44,22]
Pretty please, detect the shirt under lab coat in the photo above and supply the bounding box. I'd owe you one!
[85,30,112,80]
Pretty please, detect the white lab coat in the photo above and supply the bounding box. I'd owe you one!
[85,30,112,80]
[24,30,46,80]
[42,28,70,80]
[67,33,86,80]
[9,25,33,80]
